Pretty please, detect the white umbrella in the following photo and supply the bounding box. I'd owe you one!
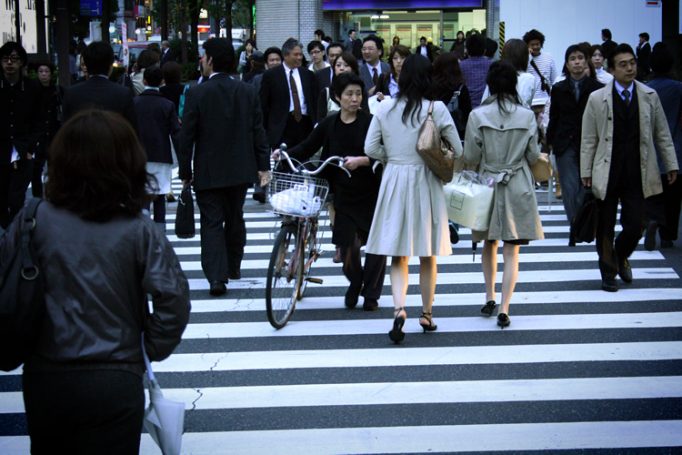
[143,343,185,455]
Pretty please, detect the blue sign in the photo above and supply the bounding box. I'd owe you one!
[322,0,482,10]
[80,0,103,16]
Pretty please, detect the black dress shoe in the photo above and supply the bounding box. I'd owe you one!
[448,221,459,245]
[344,286,361,309]
[497,313,511,329]
[601,277,618,292]
[480,300,496,317]
[209,281,227,296]
[228,270,241,280]
[252,191,266,204]
[644,221,657,251]
[618,259,633,283]
[362,298,379,311]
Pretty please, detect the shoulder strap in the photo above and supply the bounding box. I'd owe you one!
[530,59,549,88]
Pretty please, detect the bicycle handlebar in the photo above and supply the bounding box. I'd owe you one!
[277,144,351,178]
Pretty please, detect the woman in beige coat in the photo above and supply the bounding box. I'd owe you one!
[463,61,544,328]
[365,55,462,343]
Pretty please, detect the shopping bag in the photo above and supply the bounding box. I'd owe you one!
[531,152,552,182]
[174,186,195,239]
[143,341,185,455]
[270,184,322,217]
[571,189,599,243]
[443,171,494,231]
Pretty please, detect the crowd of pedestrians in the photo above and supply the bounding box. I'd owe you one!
[1,23,681,452]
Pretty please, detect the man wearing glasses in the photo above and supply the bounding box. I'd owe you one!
[0,42,43,229]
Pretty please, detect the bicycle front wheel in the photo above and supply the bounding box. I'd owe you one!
[265,225,302,329]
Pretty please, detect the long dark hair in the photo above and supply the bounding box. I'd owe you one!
[394,54,432,126]
[486,60,520,115]
[430,52,464,101]
[46,110,152,221]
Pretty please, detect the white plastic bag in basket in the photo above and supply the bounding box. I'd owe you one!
[270,184,322,217]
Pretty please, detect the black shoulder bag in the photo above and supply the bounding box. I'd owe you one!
[0,198,45,371]
[530,59,551,95]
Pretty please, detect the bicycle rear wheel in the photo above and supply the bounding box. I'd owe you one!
[266,225,302,329]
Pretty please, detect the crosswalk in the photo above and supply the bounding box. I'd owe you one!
[1,181,681,454]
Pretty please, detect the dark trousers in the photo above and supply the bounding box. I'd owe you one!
[646,174,682,241]
[195,184,249,282]
[145,195,167,223]
[22,369,144,455]
[596,184,645,279]
[31,158,46,198]
[341,234,387,299]
[555,147,584,223]
[0,160,33,229]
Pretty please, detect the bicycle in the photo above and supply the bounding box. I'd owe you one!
[264,145,350,329]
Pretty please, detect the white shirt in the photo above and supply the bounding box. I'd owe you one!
[595,67,614,85]
[283,62,308,115]
[614,80,634,102]
[388,74,399,97]
[481,71,537,108]
[419,46,428,57]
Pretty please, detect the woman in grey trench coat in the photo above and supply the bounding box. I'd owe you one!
[365,55,462,343]
[463,61,544,328]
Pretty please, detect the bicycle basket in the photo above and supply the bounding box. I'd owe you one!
[268,172,329,217]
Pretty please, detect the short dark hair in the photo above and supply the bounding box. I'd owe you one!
[83,41,114,75]
[161,61,182,85]
[323,36,333,44]
[502,38,530,72]
[362,35,383,52]
[465,33,486,57]
[650,42,674,75]
[332,72,364,99]
[203,38,235,73]
[314,29,325,37]
[607,43,636,70]
[420,36,427,42]
[348,29,356,36]
[137,49,160,71]
[327,42,344,55]
[34,60,55,74]
[282,38,302,56]
[46,110,151,221]
[332,52,360,76]
[264,46,283,61]
[590,44,604,57]
[562,44,587,75]
[143,64,163,87]
[523,29,545,46]
[485,37,498,58]
[602,28,612,40]
[639,32,650,41]
[0,41,27,64]
[307,40,324,54]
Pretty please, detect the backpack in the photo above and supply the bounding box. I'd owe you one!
[0,198,45,371]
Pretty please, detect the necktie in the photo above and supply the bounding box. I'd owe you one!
[574,81,580,103]
[289,70,302,122]
[372,68,378,87]
[622,89,630,106]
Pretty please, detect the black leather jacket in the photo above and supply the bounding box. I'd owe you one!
[0,202,190,376]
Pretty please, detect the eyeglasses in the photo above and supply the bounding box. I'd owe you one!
[1,55,20,63]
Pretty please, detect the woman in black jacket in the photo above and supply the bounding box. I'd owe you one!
[0,109,190,454]
[275,73,386,311]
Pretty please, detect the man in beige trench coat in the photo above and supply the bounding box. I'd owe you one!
[581,43,678,292]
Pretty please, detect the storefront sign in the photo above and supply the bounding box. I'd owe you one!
[322,0,482,10]
[80,0,102,16]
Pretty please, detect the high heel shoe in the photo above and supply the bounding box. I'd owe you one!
[419,312,437,332]
[497,313,510,329]
[480,300,496,317]
[388,307,406,344]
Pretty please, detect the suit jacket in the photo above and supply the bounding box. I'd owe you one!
[62,75,138,133]
[637,42,651,77]
[414,44,433,62]
[547,77,604,156]
[0,76,44,164]
[359,61,390,93]
[315,66,333,93]
[179,73,270,191]
[260,64,316,148]
[134,89,180,164]
[580,80,679,200]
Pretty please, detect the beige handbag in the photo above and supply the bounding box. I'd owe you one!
[531,152,552,182]
[416,101,455,183]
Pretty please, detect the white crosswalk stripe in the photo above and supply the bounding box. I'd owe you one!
[1,182,680,454]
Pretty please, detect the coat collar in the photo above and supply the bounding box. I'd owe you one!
[600,79,655,102]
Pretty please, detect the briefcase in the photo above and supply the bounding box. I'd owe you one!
[174,186,195,239]
[571,189,599,243]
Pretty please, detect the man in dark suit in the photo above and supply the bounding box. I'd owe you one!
[314,42,344,93]
[414,36,433,62]
[359,35,390,94]
[636,32,651,80]
[260,38,316,150]
[61,41,137,132]
[160,40,176,67]
[179,38,270,296]
[601,28,617,62]
[547,44,603,245]
[0,42,43,228]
